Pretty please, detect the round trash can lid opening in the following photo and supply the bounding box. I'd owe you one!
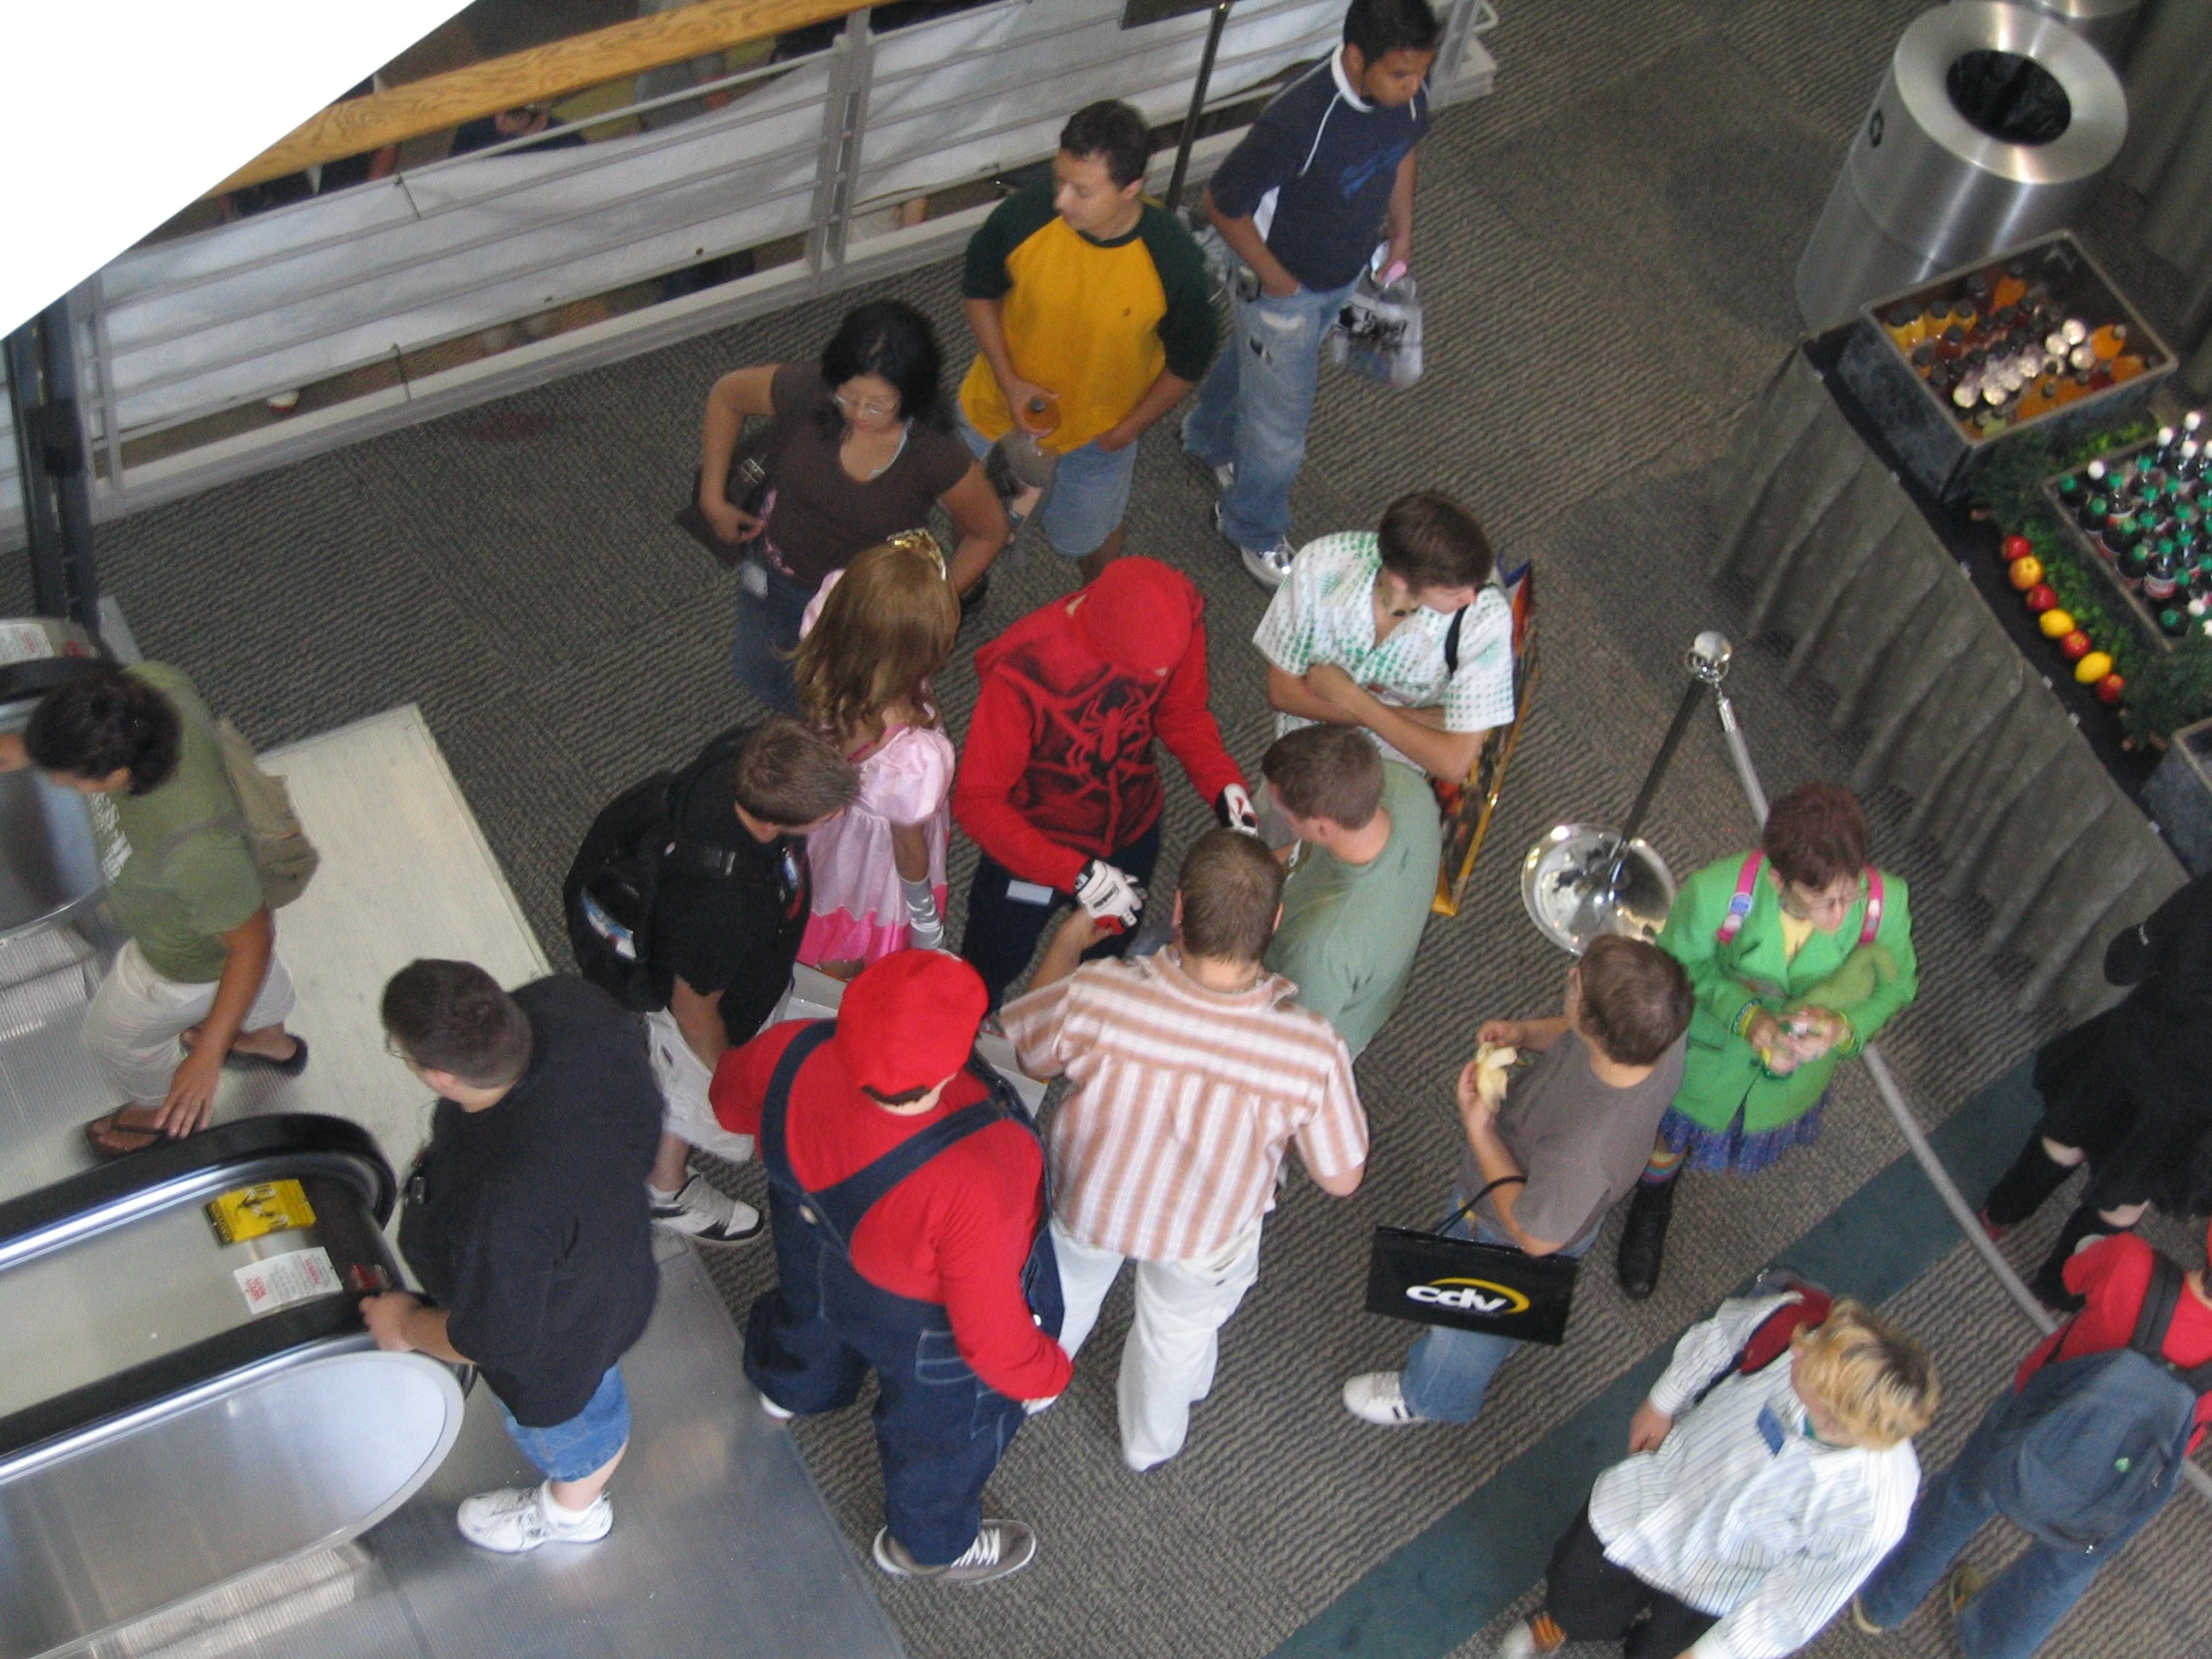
[1945,50,2071,146]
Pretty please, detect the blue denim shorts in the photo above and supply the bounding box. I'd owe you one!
[500,1366,632,1482]
[958,409,1137,558]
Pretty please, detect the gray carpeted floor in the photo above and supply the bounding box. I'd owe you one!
[88,2,2211,1656]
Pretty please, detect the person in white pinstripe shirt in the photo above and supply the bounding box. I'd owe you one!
[1501,1293,1938,1659]
[1001,830,1369,1472]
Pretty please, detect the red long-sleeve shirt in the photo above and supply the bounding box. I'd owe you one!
[2017,1233,2212,1451]
[952,585,1247,892]
[711,1020,1072,1402]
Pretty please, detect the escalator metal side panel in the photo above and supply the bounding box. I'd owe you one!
[0,1340,464,1659]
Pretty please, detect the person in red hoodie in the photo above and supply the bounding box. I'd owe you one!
[1852,1227,2212,1657]
[710,949,1069,1586]
[953,555,1256,1006]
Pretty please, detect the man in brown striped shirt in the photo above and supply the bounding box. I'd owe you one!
[1002,830,1369,1471]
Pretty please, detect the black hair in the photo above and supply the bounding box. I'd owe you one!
[24,669,183,794]
[381,959,534,1090]
[817,299,948,433]
[1059,100,1151,190]
[1345,0,1441,61]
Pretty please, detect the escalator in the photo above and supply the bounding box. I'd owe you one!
[0,1114,465,1659]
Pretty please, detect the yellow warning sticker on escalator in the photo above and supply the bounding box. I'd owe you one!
[206,1179,317,1245]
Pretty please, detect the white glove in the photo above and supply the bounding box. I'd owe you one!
[900,875,943,951]
[1216,783,1260,834]
[1074,859,1145,931]
[1022,1394,1059,1415]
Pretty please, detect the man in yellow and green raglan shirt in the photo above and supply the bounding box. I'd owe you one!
[958,100,1220,584]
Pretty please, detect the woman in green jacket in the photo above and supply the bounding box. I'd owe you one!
[1615,784,1917,1300]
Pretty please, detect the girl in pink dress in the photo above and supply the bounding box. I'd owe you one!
[792,531,961,977]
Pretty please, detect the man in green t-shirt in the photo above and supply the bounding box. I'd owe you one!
[1260,724,1438,1057]
[1,664,305,1155]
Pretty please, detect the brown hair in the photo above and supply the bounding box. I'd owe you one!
[381,959,534,1089]
[1790,1300,1939,1449]
[1377,491,1495,592]
[732,717,859,829]
[1762,783,1869,889]
[1177,830,1286,965]
[792,533,958,744]
[1262,725,1384,829]
[1575,935,1693,1066]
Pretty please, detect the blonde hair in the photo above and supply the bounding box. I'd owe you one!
[1789,1300,1938,1449]
[792,532,958,742]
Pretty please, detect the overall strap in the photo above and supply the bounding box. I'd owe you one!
[811,1098,1005,1247]
[1859,867,1886,947]
[758,1021,837,1186]
[1716,851,1764,944]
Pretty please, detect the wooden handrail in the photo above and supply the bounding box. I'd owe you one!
[211,0,870,196]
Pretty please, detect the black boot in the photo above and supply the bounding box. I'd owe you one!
[2026,1202,2129,1313]
[1982,1136,2077,1233]
[1616,1178,1676,1302]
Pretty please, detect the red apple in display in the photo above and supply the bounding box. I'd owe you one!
[2059,631,2092,661]
[2002,533,2033,562]
[2024,584,2057,612]
[2096,673,2125,706]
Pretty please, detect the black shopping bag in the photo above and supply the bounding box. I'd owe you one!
[1364,1178,1578,1347]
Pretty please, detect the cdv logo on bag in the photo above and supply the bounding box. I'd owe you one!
[1405,1277,1532,1316]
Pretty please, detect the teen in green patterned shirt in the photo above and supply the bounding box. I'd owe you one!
[1252,491,1513,783]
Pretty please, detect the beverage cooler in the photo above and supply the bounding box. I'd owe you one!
[0,1116,466,1659]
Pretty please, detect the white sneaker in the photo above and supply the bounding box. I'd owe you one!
[1342,1371,1423,1425]
[649,1174,763,1246]
[759,1391,795,1421]
[456,1482,613,1553]
[1212,460,1237,491]
[872,1519,1037,1585]
[1495,1618,1564,1658]
[1241,540,1296,589]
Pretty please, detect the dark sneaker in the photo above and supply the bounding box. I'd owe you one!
[649,1174,763,1246]
[872,1520,1037,1585]
[1615,1179,1676,1301]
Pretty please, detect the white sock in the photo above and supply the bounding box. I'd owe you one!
[540,1483,597,1525]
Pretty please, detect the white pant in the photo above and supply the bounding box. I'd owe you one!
[1051,1215,1264,1471]
[645,1007,755,1164]
[82,939,297,1108]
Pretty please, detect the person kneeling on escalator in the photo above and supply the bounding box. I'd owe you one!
[710,949,1069,1585]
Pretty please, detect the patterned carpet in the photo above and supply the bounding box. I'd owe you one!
[87,2,2209,1656]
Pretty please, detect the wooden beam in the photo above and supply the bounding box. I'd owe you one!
[212,0,866,196]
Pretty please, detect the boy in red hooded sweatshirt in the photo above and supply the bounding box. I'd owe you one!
[954,556,1255,1007]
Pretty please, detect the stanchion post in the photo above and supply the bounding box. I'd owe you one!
[1164,0,1235,214]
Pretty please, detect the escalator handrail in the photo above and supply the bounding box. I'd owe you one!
[0,1115,397,1272]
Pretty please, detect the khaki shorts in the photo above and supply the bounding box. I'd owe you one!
[645,1006,755,1163]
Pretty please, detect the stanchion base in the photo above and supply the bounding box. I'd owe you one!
[1521,824,1677,954]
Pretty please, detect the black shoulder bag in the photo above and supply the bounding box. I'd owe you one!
[1364,1176,1581,1346]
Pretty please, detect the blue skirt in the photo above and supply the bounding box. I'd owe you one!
[1659,1097,1825,1176]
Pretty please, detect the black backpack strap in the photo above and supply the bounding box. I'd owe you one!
[2130,1255,2185,1359]
[1442,606,1465,676]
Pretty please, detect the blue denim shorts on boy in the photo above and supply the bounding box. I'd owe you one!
[1400,1204,1597,1423]
[730,553,811,715]
[499,1366,632,1482]
[1182,276,1358,553]
[957,409,1138,559]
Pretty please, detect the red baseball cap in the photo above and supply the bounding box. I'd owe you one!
[1074,556,1195,674]
[833,950,987,1097]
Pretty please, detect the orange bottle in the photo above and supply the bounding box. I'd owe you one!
[2109,353,2146,383]
[1991,273,2027,309]
[2090,323,2128,360]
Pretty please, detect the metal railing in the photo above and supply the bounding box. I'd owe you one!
[0,0,1497,543]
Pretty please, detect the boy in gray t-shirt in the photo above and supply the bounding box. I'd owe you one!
[1343,935,1693,1426]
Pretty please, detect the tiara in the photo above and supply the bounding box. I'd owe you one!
[885,528,948,578]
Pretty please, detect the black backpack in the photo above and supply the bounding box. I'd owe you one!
[1983,1254,2212,1552]
[562,728,756,1012]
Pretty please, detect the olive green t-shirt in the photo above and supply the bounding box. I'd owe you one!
[88,663,264,983]
[1264,761,1440,1058]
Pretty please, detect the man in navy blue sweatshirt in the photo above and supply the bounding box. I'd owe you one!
[1184,0,1437,589]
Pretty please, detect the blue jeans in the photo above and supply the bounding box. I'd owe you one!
[1400,1206,1594,1423]
[499,1366,631,1482]
[958,822,1161,1009]
[1182,276,1357,552]
[730,553,811,715]
[957,411,1138,559]
[1855,1389,2164,1658]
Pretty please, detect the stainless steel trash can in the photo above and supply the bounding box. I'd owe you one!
[1796,2,2128,334]
[1962,0,2144,63]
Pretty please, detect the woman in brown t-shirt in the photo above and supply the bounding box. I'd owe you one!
[700,300,1008,713]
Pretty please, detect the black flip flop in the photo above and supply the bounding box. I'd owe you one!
[224,1035,310,1077]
